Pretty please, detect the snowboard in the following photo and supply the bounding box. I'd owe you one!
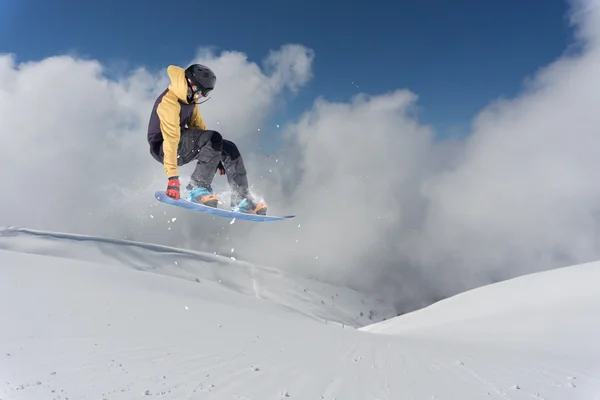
[154,191,295,222]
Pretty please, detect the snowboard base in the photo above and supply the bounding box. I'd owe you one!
[154,191,295,222]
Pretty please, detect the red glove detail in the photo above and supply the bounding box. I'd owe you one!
[217,162,225,175]
[166,176,180,200]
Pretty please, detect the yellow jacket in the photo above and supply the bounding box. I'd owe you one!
[152,65,207,178]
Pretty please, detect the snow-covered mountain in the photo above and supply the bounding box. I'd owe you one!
[1,226,599,399]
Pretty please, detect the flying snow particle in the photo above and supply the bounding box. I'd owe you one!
[230,218,236,225]
[231,257,236,261]
[184,306,188,310]
[171,217,177,222]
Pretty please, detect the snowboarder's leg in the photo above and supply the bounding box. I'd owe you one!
[221,139,267,215]
[220,140,248,201]
[178,128,223,207]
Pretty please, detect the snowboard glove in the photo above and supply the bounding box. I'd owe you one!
[166,176,180,200]
[217,161,225,175]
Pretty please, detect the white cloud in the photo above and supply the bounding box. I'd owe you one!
[189,45,314,145]
[410,33,600,292]
[2,0,600,315]
[263,44,315,92]
[232,0,600,312]
[233,91,436,283]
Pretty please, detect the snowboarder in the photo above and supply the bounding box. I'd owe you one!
[147,64,267,215]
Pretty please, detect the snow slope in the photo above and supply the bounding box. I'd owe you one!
[1,227,599,399]
[0,227,396,328]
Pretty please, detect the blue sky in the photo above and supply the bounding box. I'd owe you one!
[1,0,574,138]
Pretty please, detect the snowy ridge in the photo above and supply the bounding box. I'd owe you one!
[361,259,600,336]
[1,226,599,399]
[0,226,396,328]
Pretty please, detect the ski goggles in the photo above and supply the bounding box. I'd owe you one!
[188,79,212,100]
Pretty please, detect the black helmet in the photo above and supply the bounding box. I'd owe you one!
[185,64,216,103]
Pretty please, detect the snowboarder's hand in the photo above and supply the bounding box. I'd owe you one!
[217,161,225,175]
[166,176,180,200]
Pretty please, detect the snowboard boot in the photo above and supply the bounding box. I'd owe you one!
[186,184,219,208]
[231,196,268,215]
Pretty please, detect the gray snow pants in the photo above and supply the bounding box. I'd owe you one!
[156,129,250,202]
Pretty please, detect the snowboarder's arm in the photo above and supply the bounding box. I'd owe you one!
[156,91,182,178]
[189,105,207,130]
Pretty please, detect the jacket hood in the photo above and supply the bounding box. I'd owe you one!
[166,65,189,104]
